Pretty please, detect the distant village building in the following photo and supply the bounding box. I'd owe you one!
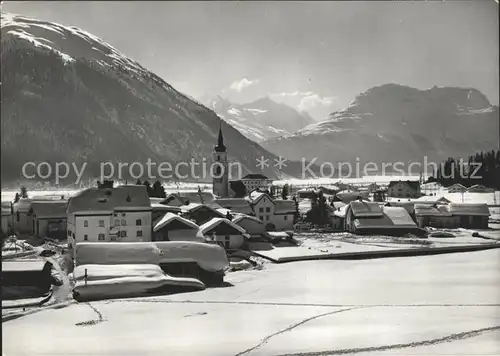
[197,218,247,250]
[467,184,494,193]
[67,185,152,248]
[240,174,273,192]
[246,191,295,231]
[345,201,422,236]
[31,201,68,240]
[386,180,421,199]
[153,212,202,242]
[212,125,230,198]
[447,183,467,193]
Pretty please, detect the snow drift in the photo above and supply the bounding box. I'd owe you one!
[73,264,205,301]
[75,241,229,272]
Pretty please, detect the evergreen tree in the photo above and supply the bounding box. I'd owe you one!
[152,180,166,198]
[14,193,20,203]
[281,184,289,200]
[20,186,28,199]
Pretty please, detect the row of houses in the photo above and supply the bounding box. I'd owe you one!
[2,184,295,251]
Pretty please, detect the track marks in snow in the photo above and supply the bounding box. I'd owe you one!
[235,307,365,356]
[276,325,500,356]
[75,302,106,327]
[103,299,500,308]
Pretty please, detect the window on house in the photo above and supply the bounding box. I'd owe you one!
[16,212,20,222]
[114,213,117,217]
[266,215,269,221]
[115,219,120,226]
[84,220,88,227]
[265,207,270,213]
[259,207,264,213]
[98,233,105,241]
[84,234,88,241]
[122,213,126,217]
[137,230,143,237]
[136,219,142,226]
[120,230,127,237]
[284,215,288,220]
[121,219,127,226]
[224,236,230,249]
[259,216,263,221]
[98,220,104,227]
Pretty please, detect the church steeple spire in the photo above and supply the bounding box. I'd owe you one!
[215,121,226,152]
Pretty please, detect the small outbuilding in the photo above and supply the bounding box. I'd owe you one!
[197,218,247,250]
[153,212,202,242]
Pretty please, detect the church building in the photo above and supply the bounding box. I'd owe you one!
[212,125,230,198]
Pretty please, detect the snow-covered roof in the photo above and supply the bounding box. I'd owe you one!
[180,203,225,216]
[2,260,47,272]
[414,204,452,217]
[151,203,181,212]
[232,214,264,224]
[383,207,418,226]
[448,203,490,216]
[248,190,267,202]
[416,196,450,203]
[31,201,68,219]
[154,212,199,232]
[165,191,215,205]
[213,198,253,214]
[354,206,417,229]
[334,204,349,218]
[13,199,33,212]
[67,185,151,214]
[349,201,384,218]
[197,218,246,236]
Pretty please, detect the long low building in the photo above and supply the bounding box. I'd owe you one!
[415,203,490,229]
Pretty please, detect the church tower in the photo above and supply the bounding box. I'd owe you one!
[212,123,229,197]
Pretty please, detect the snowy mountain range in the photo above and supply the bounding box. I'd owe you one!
[200,95,315,143]
[262,84,499,167]
[0,13,308,183]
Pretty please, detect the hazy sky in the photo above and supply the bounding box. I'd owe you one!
[3,1,499,120]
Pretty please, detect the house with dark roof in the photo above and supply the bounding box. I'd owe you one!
[386,180,421,199]
[31,201,68,239]
[240,173,273,192]
[66,185,152,248]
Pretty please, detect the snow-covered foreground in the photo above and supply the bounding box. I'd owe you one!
[3,249,500,356]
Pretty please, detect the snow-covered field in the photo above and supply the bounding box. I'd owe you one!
[3,249,500,356]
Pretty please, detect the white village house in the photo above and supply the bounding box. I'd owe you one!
[232,214,266,237]
[415,203,490,229]
[240,174,273,192]
[247,191,295,231]
[67,185,152,248]
[446,183,467,193]
[386,180,421,199]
